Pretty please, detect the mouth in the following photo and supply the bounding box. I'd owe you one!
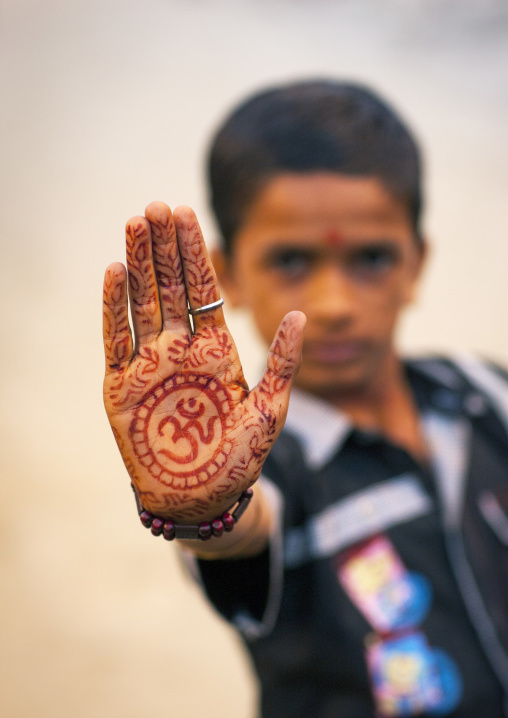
[303,339,368,364]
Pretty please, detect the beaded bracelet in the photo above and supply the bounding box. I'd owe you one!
[131,484,254,541]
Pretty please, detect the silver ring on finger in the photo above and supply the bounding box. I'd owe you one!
[188,297,224,315]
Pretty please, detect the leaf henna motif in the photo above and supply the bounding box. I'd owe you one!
[149,211,188,318]
[109,346,160,408]
[181,226,217,309]
[102,268,131,369]
[135,489,213,519]
[126,223,160,332]
[183,326,238,382]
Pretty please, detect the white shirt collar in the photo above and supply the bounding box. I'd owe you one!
[284,387,352,470]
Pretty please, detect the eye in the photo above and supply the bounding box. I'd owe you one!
[266,248,315,279]
[349,245,400,277]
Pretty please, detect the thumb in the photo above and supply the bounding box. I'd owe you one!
[239,312,306,480]
[255,310,306,404]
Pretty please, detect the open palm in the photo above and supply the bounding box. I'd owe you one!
[103,202,305,522]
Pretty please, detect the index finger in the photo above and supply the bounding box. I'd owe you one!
[173,205,226,332]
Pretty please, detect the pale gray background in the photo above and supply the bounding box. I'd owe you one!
[1,1,507,716]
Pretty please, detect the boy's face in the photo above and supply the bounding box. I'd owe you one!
[215,173,425,400]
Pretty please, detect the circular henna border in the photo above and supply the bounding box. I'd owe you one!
[129,373,233,490]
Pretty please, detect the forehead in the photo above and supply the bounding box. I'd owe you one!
[235,172,412,249]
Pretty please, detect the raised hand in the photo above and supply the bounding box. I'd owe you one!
[103,202,305,522]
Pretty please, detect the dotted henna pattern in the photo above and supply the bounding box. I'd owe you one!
[129,372,233,490]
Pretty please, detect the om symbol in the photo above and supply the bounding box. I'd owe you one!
[130,372,233,490]
[157,397,219,465]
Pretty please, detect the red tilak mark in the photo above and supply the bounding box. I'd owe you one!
[324,229,344,246]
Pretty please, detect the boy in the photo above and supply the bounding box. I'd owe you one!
[102,81,508,717]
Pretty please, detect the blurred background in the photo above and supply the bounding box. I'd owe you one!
[1,0,507,716]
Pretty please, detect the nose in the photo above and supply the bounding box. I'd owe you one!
[307,264,357,326]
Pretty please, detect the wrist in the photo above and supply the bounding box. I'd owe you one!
[183,487,272,560]
[131,484,254,541]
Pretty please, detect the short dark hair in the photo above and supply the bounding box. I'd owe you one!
[207,80,423,254]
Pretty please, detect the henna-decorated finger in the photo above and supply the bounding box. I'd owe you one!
[144,202,191,332]
[125,216,163,343]
[172,205,226,332]
[103,262,134,373]
[252,310,307,412]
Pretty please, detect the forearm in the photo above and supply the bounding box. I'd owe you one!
[178,487,273,560]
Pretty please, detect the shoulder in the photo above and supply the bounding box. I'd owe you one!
[407,353,508,427]
[406,353,508,390]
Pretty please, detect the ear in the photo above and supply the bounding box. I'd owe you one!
[404,237,429,305]
[211,248,243,308]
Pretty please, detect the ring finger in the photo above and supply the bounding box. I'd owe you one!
[173,205,226,332]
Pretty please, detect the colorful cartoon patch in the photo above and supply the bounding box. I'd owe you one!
[337,535,432,633]
[366,632,462,717]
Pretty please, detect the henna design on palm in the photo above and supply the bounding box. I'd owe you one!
[103,202,305,521]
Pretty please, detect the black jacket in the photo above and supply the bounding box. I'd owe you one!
[194,356,508,718]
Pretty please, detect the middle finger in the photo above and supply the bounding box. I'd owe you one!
[144,201,190,331]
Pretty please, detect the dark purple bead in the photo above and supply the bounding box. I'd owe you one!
[212,519,224,537]
[151,518,164,536]
[222,513,235,532]
[163,520,176,540]
[198,522,212,539]
[140,510,153,528]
